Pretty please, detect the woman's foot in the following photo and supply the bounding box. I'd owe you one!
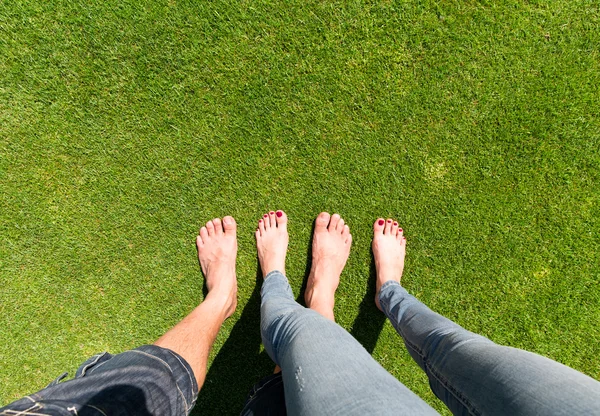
[196,216,238,318]
[255,210,289,278]
[305,212,352,321]
[372,218,406,311]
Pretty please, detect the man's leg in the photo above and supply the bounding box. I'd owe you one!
[155,216,238,389]
[0,217,238,416]
[373,217,600,416]
[256,210,438,416]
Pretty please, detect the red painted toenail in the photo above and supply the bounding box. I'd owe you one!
[399,228,403,232]
[259,219,262,222]
[270,211,274,215]
[387,219,392,223]
[264,214,268,218]
[378,220,384,226]
[393,222,398,226]
[276,211,282,217]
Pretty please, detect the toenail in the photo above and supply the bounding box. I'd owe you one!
[264,214,268,218]
[276,211,282,217]
[270,211,274,215]
[399,228,403,232]
[259,219,262,222]
[387,220,392,223]
[393,222,398,226]
[378,220,384,226]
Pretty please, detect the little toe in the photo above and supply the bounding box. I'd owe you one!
[213,218,223,234]
[397,226,404,239]
[329,213,341,230]
[346,233,353,245]
[196,234,204,248]
[199,226,209,242]
[316,212,331,231]
[258,218,266,233]
[223,216,237,236]
[374,218,385,234]
[276,210,288,228]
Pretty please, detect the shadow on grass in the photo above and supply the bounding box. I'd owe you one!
[193,267,274,416]
[349,255,386,354]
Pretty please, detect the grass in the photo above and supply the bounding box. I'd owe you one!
[1,0,599,414]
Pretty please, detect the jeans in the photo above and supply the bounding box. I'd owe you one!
[261,271,600,416]
[0,345,197,416]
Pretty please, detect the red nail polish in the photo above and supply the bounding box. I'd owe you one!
[387,219,392,223]
[270,211,275,215]
[378,220,384,226]
[276,211,282,217]
[393,222,398,226]
[399,228,403,232]
[264,214,268,218]
[259,219,262,222]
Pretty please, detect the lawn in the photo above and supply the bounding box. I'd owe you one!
[1,0,599,414]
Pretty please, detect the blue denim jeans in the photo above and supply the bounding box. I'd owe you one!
[0,345,197,415]
[260,271,600,416]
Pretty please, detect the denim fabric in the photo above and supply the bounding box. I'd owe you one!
[0,345,198,416]
[260,270,438,416]
[379,281,600,416]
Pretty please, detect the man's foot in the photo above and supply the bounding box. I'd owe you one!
[196,216,238,318]
[373,218,406,311]
[305,212,352,321]
[255,210,289,278]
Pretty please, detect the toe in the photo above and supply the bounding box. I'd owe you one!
[276,210,288,228]
[374,218,385,234]
[263,213,270,229]
[346,233,353,245]
[213,218,223,234]
[315,212,331,230]
[384,219,393,234]
[342,224,350,237]
[258,218,266,233]
[196,234,204,248]
[336,218,345,232]
[255,229,261,240]
[391,221,399,236]
[206,220,215,236]
[397,226,404,240]
[268,211,277,228]
[199,226,209,242]
[329,213,341,230]
[223,216,237,236]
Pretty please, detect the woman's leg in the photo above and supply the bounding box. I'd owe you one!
[373,217,600,416]
[256,211,438,416]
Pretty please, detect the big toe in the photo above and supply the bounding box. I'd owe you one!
[374,218,385,235]
[275,210,288,228]
[222,216,237,235]
[315,212,331,230]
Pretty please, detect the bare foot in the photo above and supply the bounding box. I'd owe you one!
[196,216,238,318]
[305,212,352,321]
[372,218,406,311]
[255,210,289,278]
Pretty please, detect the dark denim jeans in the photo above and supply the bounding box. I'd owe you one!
[0,345,197,416]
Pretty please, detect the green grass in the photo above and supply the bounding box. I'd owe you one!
[1,0,599,414]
